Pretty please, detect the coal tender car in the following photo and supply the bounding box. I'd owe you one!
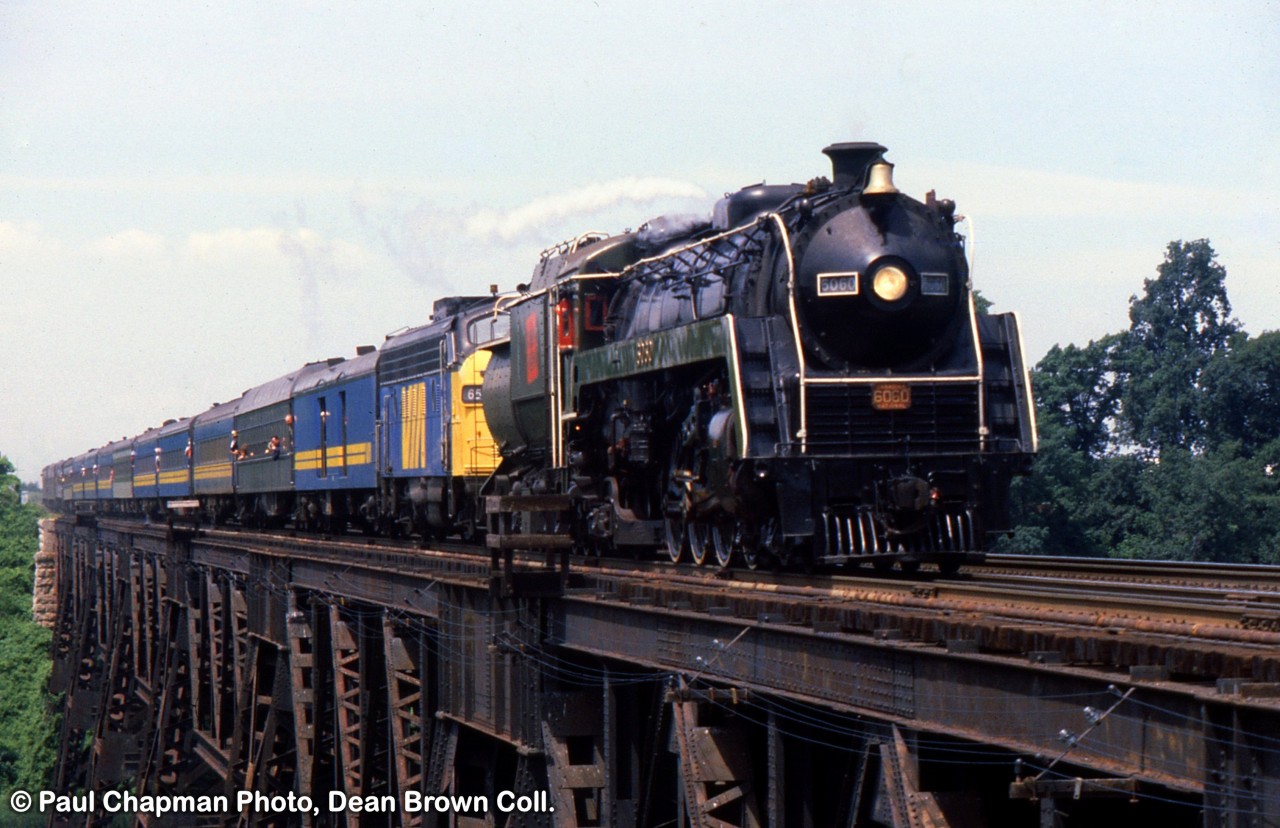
[482,143,1037,572]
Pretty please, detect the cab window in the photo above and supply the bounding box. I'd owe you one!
[468,314,510,346]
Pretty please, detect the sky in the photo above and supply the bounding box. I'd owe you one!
[2,1,1277,481]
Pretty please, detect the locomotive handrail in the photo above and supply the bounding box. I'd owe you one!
[960,213,988,449]
[801,374,981,384]
[967,289,988,450]
[539,231,609,260]
[771,212,807,452]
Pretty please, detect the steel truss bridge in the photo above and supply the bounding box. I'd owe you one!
[43,518,1280,828]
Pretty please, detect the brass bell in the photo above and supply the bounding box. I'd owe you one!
[863,161,899,196]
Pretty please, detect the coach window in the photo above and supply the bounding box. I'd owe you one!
[318,397,328,477]
[339,391,348,474]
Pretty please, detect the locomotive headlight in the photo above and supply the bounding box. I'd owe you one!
[871,265,909,302]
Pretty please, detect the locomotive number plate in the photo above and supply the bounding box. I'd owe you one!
[461,385,483,404]
[818,272,860,296]
[871,383,911,411]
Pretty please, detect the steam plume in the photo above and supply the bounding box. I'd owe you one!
[465,177,706,242]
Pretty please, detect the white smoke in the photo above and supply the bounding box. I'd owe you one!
[635,213,712,251]
[464,177,707,243]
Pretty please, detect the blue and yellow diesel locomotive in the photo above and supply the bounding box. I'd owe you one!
[45,143,1036,572]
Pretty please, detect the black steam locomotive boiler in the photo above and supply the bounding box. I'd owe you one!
[482,143,1037,572]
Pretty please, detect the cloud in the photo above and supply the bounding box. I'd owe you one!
[89,228,166,259]
[0,221,59,257]
[3,220,416,478]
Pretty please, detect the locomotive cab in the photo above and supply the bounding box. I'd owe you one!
[481,232,639,461]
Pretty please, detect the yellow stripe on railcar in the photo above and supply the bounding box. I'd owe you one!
[294,442,373,471]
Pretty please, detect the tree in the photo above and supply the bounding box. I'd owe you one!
[1032,336,1122,457]
[1117,239,1241,455]
[0,453,56,800]
[1112,443,1280,563]
[1001,237,1280,562]
[996,336,1128,556]
[1200,331,1280,454]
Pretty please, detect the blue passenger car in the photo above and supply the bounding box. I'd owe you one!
[293,348,379,530]
[192,398,240,521]
[233,361,334,525]
[57,458,77,504]
[65,454,87,505]
[380,318,453,481]
[106,437,133,502]
[90,447,112,502]
[40,464,57,506]
[156,418,193,501]
[71,448,101,505]
[131,425,161,502]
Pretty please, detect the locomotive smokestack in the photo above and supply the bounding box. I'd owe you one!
[822,142,888,190]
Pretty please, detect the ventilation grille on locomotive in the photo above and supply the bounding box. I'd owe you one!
[380,336,444,384]
[805,382,981,454]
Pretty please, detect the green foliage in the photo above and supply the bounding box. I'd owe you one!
[1108,443,1280,563]
[1033,336,1122,457]
[1200,332,1280,453]
[1116,239,1241,455]
[0,453,57,799]
[0,803,48,827]
[1006,239,1280,562]
[972,289,994,314]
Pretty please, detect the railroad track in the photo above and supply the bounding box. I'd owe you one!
[983,552,1280,595]
[572,551,1280,648]
[974,554,1280,636]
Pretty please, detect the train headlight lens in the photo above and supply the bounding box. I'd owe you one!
[872,265,909,302]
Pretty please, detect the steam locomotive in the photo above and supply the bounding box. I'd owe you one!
[44,143,1036,572]
[481,142,1037,572]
